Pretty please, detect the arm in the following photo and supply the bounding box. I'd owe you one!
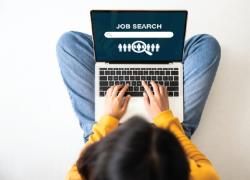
[65,84,131,180]
[142,81,220,180]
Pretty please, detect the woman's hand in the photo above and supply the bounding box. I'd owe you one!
[142,80,169,119]
[103,84,131,120]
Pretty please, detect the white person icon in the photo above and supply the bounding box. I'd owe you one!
[118,41,160,55]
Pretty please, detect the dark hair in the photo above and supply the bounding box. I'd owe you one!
[77,116,190,180]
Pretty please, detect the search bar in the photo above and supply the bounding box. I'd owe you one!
[104,31,173,38]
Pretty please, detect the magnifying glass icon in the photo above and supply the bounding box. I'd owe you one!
[132,41,152,56]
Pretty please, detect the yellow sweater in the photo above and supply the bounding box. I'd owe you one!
[64,110,220,180]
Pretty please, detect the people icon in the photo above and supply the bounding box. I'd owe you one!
[156,44,160,52]
[127,44,131,52]
[118,44,122,52]
[123,44,127,52]
[151,44,155,52]
[147,44,150,51]
[137,43,141,51]
[118,42,160,54]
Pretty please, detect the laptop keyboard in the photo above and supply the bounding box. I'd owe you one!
[99,68,179,97]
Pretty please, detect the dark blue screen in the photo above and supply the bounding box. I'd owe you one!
[91,11,187,61]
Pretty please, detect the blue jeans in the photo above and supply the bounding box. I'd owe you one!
[56,32,221,142]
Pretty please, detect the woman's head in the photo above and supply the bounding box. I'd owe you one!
[77,116,190,180]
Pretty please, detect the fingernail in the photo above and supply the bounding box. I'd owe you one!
[143,92,146,96]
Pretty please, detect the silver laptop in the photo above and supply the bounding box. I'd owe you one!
[90,10,188,123]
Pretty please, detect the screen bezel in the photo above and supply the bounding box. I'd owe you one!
[90,10,188,64]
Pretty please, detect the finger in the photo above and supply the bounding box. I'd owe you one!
[107,85,116,97]
[112,84,124,97]
[143,92,150,109]
[158,83,164,95]
[121,95,131,112]
[142,80,154,99]
[150,81,159,95]
[118,84,129,98]
[163,85,168,97]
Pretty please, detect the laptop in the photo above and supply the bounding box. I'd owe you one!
[90,10,188,123]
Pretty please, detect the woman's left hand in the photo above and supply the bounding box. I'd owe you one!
[103,84,131,120]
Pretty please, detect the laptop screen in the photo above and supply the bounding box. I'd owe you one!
[91,11,187,63]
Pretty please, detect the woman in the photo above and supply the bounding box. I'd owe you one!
[56,32,221,180]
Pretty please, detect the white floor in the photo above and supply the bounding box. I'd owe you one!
[0,0,250,180]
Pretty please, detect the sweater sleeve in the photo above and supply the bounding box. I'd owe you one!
[153,110,220,180]
[64,115,119,180]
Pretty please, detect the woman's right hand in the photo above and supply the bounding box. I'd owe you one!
[142,80,169,119]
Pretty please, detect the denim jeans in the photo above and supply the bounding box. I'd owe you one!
[56,32,221,142]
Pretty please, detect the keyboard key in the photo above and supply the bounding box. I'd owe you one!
[170,68,173,70]
[109,81,114,86]
[119,68,123,70]
[147,76,151,81]
[119,76,123,80]
[120,81,125,85]
[100,81,108,86]
[164,81,169,86]
[111,71,115,75]
[163,76,169,80]
[108,76,112,80]
[136,76,140,80]
[174,92,179,96]
[105,71,110,75]
[136,68,140,70]
[152,76,156,80]
[149,71,154,75]
[125,68,129,70]
[137,81,142,86]
[158,76,162,80]
[130,68,134,70]
[174,76,179,81]
[168,92,173,97]
[114,68,118,70]
[140,87,144,91]
[148,68,152,70]
[138,71,143,75]
[134,87,139,91]
[125,76,129,80]
[166,71,170,75]
[133,71,137,75]
[144,71,148,75]
[100,76,107,80]
[169,76,173,81]
[174,68,178,70]
[115,81,119,85]
[124,92,143,96]
[114,76,118,80]
[147,81,151,86]
[141,76,146,80]
[100,68,107,70]
[152,68,156,70]
[167,87,179,91]
[159,81,163,85]
[155,71,159,75]
[127,71,132,75]
[171,71,179,75]
[160,71,164,75]
[163,68,167,70]
[126,81,130,85]
[100,92,105,96]
[116,71,121,75]
[128,87,133,91]
[100,71,104,75]
[132,81,136,86]
[100,87,109,91]
[122,71,126,75]
[130,76,135,80]
[108,68,113,70]
[170,81,179,86]
[157,68,162,70]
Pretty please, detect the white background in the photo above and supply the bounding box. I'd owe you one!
[0,0,250,179]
